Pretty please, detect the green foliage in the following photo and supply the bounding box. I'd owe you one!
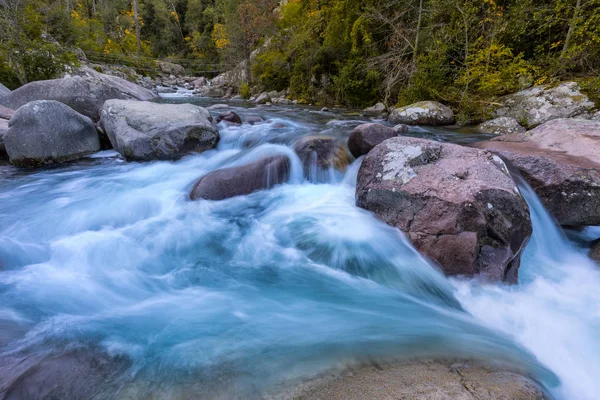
[252,50,290,91]
[239,82,250,99]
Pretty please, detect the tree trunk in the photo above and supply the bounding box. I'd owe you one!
[413,0,423,63]
[133,0,142,55]
[561,0,582,58]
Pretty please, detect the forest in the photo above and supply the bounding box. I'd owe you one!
[1,0,599,120]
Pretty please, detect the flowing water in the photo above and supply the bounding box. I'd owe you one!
[0,99,598,399]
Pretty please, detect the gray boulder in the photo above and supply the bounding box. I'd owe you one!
[357,136,531,283]
[393,124,409,134]
[4,100,100,167]
[294,135,350,181]
[389,101,455,126]
[477,117,526,135]
[255,92,271,104]
[0,82,10,98]
[493,81,595,129]
[363,102,387,115]
[348,123,397,158]
[475,118,600,226]
[158,61,185,76]
[0,67,156,121]
[100,100,219,161]
[0,118,8,153]
[190,156,290,200]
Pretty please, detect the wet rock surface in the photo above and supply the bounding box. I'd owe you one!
[281,361,549,400]
[357,136,532,282]
[475,118,600,226]
[294,135,350,181]
[216,111,242,125]
[4,100,100,167]
[190,155,291,200]
[100,100,219,161]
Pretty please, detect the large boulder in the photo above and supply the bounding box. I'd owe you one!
[348,123,397,158]
[100,100,219,161]
[0,118,8,153]
[190,155,290,200]
[294,135,350,180]
[290,361,549,400]
[0,82,10,98]
[474,118,600,226]
[356,136,531,282]
[0,67,156,121]
[3,100,100,167]
[158,61,185,76]
[493,82,595,129]
[477,117,526,135]
[388,101,455,126]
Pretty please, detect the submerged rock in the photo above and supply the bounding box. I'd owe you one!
[356,136,531,282]
[0,347,130,400]
[4,100,100,167]
[215,111,242,125]
[591,239,600,262]
[493,81,595,129]
[100,100,219,161]
[286,361,549,400]
[294,135,350,180]
[477,117,526,135]
[190,155,290,200]
[388,101,455,126]
[348,123,397,158]
[475,118,600,226]
[0,67,156,121]
[393,124,409,134]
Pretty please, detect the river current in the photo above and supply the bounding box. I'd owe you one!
[0,97,598,399]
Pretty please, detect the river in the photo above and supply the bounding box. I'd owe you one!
[0,97,598,399]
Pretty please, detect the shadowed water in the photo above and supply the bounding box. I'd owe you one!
[0,99,597,399]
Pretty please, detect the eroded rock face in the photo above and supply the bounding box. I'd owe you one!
[388,101,455,126]
[100,100,219,161]
[348,123,397,158]
[478,117,526,135]
[294,135,350,181]
[190,156,290,200]
[356,136,531,282]
[287,361,549,400]
[4,100,100,167]
[216,111,242,125]
[494,82,595,129]
[0,67,156,121]
[475,118,600,226]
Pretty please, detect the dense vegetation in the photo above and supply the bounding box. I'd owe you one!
[1,0,599,118]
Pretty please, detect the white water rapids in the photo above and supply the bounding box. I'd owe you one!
[0,100,598,399]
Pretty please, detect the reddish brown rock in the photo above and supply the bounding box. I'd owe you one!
[348,123,397,158]
[474,118,600,226]
[356,136,531,282]
[0,104,14,120]
[190,156,290,201]
[215,111,242,125]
